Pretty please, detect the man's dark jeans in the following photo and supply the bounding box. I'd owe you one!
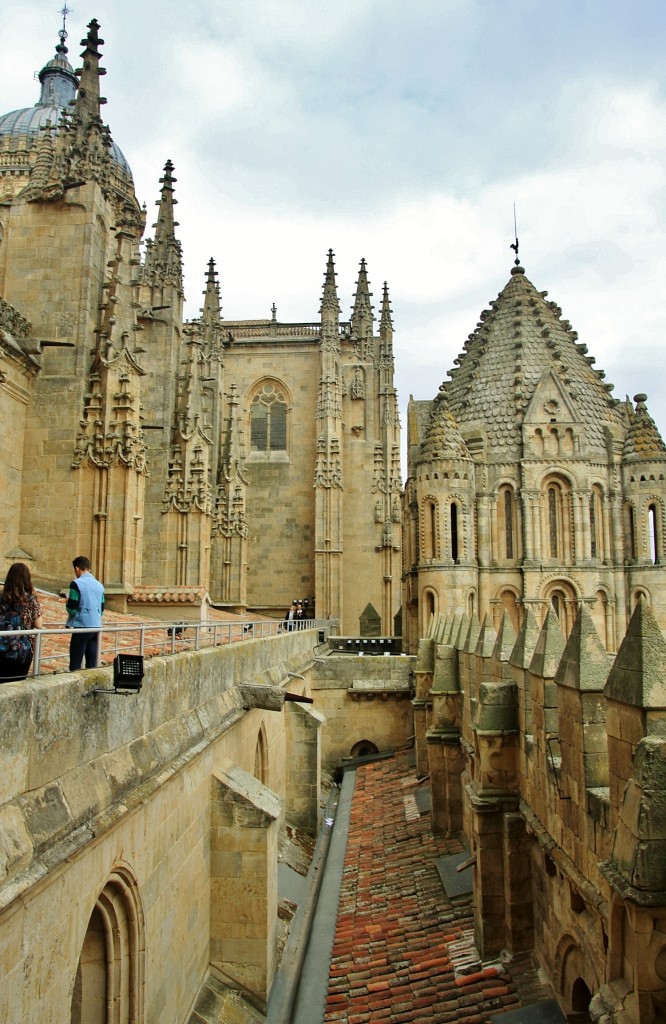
[69,631,99,671]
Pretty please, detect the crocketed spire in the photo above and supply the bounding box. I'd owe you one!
[350,258,374,339]
[319,249,340,320]
[201,258,222,322]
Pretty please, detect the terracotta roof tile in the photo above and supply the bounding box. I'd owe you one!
[324,751,550,1023]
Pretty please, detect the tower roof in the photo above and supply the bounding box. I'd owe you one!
[439,264,627,458]
[417,389,472,464]
[622,393,666,462]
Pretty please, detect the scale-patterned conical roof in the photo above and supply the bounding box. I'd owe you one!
[417,389,472,465]
[622,393,666,462]
[439,265,627,459]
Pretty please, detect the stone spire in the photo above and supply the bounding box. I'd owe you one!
[350,258,374,347]
[622,393,666,462]
[319,249,341,324]
[201,258,222,322]
[142,160,184,295]
[73,18,107,124]
[379,282,393,344]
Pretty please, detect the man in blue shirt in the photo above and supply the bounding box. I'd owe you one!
[66,556,105,671]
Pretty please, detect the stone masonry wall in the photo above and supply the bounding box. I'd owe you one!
[0,628,318,1024]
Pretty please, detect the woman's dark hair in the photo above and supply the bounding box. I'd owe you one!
[3,562,34,606]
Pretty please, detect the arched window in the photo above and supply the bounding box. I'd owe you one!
[626,503,637,561]
[589,486,604,560]
[648,502,662,564]
[423,589,436,634]
[548,486,560,557]
[250,381,288,454]
[71,867,144,1024]
[423,498,437,560]
[498,485,518,561]
[497,589,520,632]
[450,502,459,561]
[544,580,577,637]
[542,476,572,563]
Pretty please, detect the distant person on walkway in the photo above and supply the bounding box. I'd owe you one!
[294,601,305,628]
[66,556,105,671]
[284,601,297,631]
[0,562,42,682]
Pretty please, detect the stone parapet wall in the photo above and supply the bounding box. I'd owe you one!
[0,628,318,1024]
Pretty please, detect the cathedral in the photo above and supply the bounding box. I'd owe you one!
[0,18,402,635]
[3,14,666,1024]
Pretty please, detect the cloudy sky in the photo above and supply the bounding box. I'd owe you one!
[4,0,666,454]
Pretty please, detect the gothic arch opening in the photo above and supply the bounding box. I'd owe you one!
[254,723,268,785]
[497,484,520,561]
[571,977,592,1019]
[70,866,145,1024]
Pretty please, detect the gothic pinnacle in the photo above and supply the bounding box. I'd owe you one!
[351,257,374,338]
[380,281,393,341]
[201,257,222,321]
[75,19,107,122]
[320,249,340,320]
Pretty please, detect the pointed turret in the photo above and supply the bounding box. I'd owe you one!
[417,387,473,465]
[350,258,374,344]
[622,393,666,462]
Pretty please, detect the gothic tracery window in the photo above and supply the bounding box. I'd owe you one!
[250,382,288,454]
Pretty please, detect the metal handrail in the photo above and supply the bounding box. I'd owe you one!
[0,618,328,680]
